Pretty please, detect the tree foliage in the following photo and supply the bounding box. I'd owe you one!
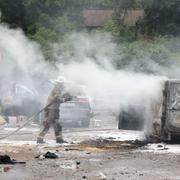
[0,0,27,29]
[103,20,134,41]
[1,0,180,64]
[142,0,180,36]
[0,0,87,60]
[0,0,84,42]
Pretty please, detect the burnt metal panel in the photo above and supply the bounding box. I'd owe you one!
[163,80,180,132]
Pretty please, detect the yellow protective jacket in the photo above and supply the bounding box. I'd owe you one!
[46,85,64,110]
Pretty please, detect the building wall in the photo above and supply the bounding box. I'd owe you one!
[83,9,144,27]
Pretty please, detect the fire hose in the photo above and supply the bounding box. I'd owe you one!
[0,93,74,140]
[0,103,51,140]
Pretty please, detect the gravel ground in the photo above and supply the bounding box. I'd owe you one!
[0,127,180,180]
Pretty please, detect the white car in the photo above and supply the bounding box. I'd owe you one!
[59,83,92,127]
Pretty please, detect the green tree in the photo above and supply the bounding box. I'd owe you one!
[0,0,27,30]
[103,20,133,41]
[142,0,180,36]
[0,0,86,61]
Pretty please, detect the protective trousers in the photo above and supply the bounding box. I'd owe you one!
[38,109,62,140]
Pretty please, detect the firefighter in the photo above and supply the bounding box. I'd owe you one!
[37,76,71,144]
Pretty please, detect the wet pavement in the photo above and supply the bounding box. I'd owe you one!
[0,126,180,179]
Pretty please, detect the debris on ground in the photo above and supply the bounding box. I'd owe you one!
[0,155,25,164]
[64,148,79,151]
[43,152,58,159]
[36,152,58,159]
[0,129,180,179]
[79,138,147,152]
[76,161,80,165]
[0,166,11,173]
[130,139,149,146]
[86,152,91,154]
[0,155,15,164]
[99,172,107,180]
[76,161,80,169]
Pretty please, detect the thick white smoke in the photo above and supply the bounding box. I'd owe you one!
[59,61,165,113]
[0,24,55,101]
[55,33,167,115]
[0,25,44,80]
[0,25,168,129]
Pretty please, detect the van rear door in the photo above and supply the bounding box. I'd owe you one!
[164,80,180,132]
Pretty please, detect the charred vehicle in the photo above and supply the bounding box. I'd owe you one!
[60,84,92,127]
[1,83,41,123]
[118,79,180,141]
[160,80,180,140]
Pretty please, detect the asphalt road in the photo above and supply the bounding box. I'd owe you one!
[0,126,180,180]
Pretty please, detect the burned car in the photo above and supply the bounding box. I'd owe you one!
[1,83,41,123]
[118,79,180,141]
[160,80,180,140]
[59,84,92,127]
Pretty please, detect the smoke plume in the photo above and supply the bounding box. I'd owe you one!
[0,26,173,130]
[54,33,168,115]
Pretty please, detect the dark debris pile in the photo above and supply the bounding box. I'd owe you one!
[79,138,148,150]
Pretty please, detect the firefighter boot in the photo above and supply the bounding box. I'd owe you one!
[56,136,67,144]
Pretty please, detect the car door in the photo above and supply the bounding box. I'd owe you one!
[164,81,180,132]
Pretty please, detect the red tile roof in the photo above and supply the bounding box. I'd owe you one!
[123,10,144,26]
[83,10,114,27]
[83,9,144,27]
